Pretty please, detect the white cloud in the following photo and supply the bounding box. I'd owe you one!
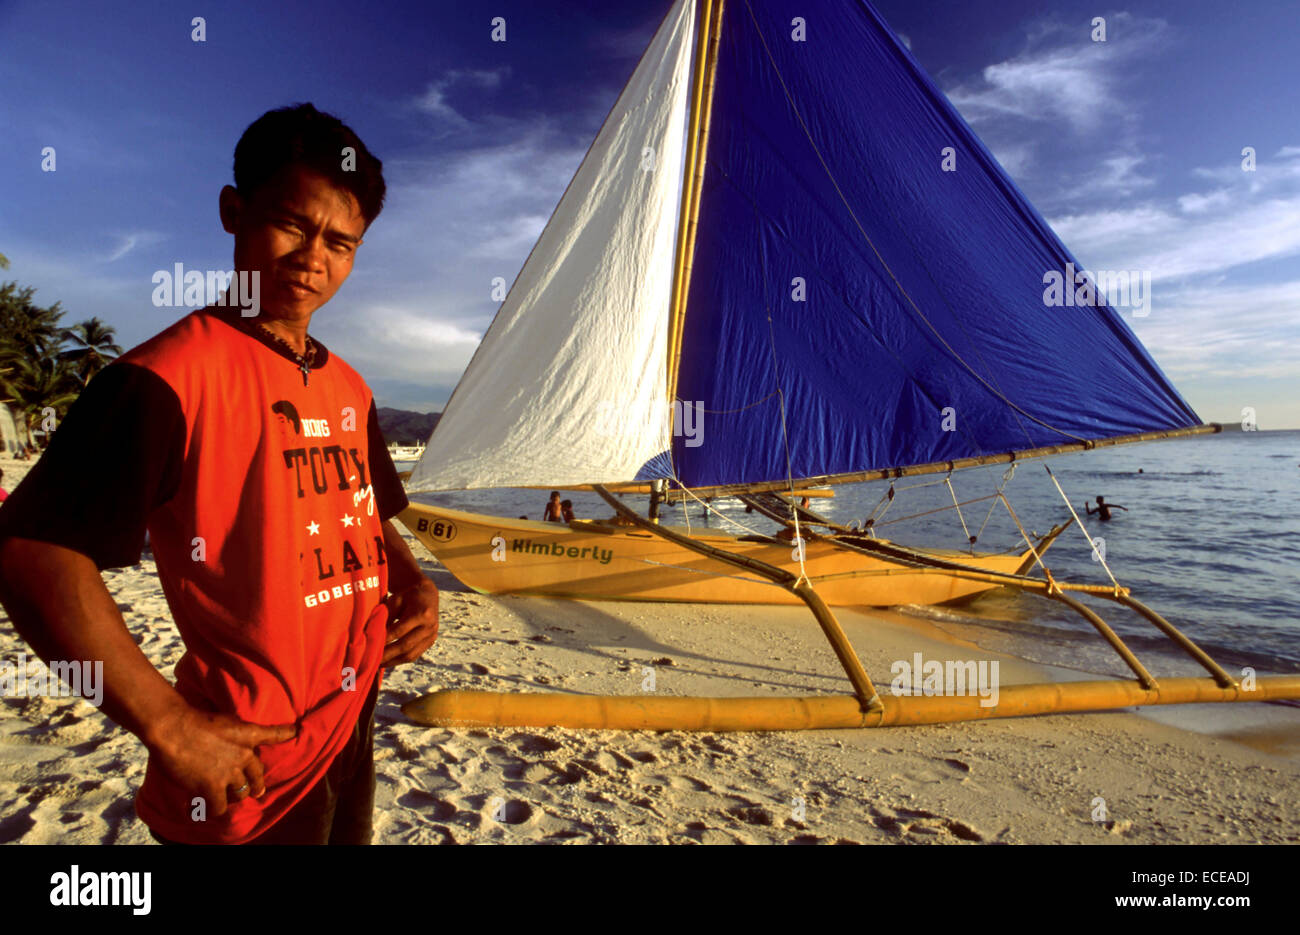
[1090,154,1154,194]
[1050,158,1300,281]
[1176,189,1233,214]
[413,68,511,125]
[102,230,166,263]
[1130,279,1300,380]
[947,14,1168,134]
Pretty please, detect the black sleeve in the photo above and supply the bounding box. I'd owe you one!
[0,362,185,570]
[367,399,409,521]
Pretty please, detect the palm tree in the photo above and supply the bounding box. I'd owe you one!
[0,282,64,360]
[60,317,123,385]
[0,280,83,450]
[6,355,81,447]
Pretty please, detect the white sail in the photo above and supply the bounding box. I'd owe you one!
[407,0,696,492]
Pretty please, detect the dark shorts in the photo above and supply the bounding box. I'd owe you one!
[150,675,379,846]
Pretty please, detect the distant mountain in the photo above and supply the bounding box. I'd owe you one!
[377,407,440,446]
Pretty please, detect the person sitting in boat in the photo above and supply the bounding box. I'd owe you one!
[561,499,575,523]
[543,490,564,522]
[1085,496,1128,521]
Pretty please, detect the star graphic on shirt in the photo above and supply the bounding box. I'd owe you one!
[306,521,321,536]
[341,514,356,528]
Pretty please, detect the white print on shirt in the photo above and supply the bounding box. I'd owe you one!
[304,575,381,608]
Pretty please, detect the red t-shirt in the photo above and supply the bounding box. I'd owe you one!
[0,307,408,843]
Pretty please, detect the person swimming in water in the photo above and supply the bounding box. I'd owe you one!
[1085,495,1127,521]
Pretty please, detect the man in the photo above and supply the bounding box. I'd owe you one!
[0,103,438,844]
[1085,495,1128,522]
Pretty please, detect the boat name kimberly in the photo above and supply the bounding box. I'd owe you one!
[510,539,614,565]
[889,652,999,707]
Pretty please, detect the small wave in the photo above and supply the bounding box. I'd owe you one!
[1079,469,1223,479]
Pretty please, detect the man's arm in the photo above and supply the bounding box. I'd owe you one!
[0,363,295,815]
[363,397,437,666]
[380,519,439,665]
[0,537,296,815]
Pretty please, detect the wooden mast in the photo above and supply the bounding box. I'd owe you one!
[666,0,725,416]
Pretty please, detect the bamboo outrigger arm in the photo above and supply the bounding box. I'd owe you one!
[590,485,883,712]
[756,491,1246,689]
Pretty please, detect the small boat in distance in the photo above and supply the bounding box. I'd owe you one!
[387,443,425,463]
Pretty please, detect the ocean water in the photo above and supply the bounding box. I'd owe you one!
[408,429,1300,679]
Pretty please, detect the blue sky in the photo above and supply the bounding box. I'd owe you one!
[1,0,1297,428]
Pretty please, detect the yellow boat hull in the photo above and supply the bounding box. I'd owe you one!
[399,502,1048,607]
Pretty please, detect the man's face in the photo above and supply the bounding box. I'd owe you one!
[220,165,367,324]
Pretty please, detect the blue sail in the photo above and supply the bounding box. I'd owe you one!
[669,0,1200,489]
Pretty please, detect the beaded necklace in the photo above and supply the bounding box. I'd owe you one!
[248,320,318,386]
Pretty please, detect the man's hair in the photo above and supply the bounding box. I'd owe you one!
[233,103,386,227]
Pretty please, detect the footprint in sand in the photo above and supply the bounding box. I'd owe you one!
[725,804,775,827]
[874,805,984,842]
[665,775,712,793]
[396,787,458,821]
[509,732,564,755]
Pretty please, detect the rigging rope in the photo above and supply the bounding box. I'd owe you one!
[943,473,974,549]
[975,464,1017,542]
[673,482,772,539]
[1043,464,1122,592]
[997,492,1052,579]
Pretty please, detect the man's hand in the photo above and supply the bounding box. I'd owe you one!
[382,580,439,665]
[146,705,297,817]
[0,538,301,819]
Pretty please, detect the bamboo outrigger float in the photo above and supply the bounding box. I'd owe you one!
[399,0,1300,729]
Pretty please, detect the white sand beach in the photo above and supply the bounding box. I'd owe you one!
[1,453,1298,845]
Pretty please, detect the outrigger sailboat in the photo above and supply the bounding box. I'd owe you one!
[399,0,1300,728]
